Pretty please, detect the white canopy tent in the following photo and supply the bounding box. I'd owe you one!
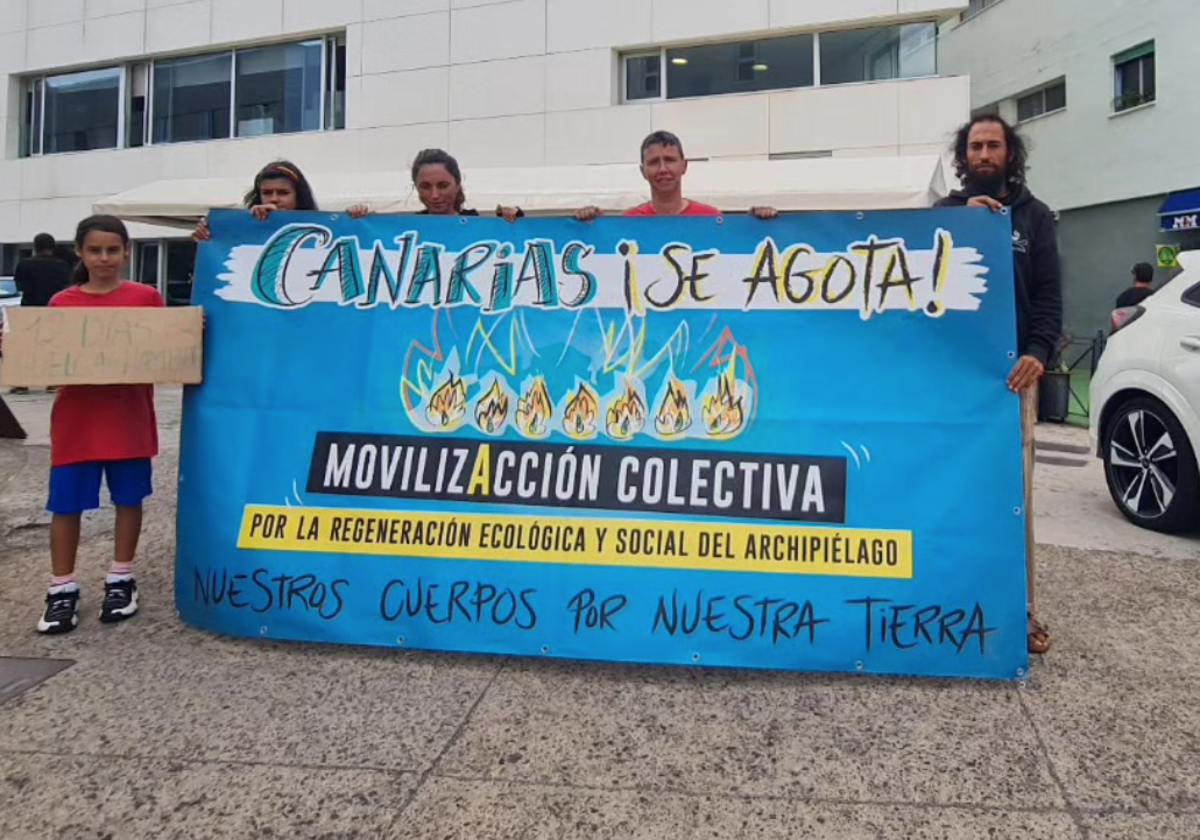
[93,155,949,229]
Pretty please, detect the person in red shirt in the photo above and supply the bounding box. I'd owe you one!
[37,215,164,635]
[575,131,778,220]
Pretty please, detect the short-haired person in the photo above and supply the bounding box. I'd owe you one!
[576,131,777,220]
[10,233,72,394]
[1115,262,1156,309]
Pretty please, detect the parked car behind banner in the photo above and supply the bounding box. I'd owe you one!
[1092,259,1200,534]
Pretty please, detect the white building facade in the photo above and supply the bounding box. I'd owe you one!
[1,0,969,302]
[940,0,1200,340]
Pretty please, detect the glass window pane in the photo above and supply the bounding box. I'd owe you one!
[625,55,661,100]
[666,34,813,99]
[1017,92,1041,121]
[20,78,41,157]
[236,40,323,137]
[165,240,197,306]
[136,242,159,289]
[326,37,346,130]
[1116,60,1139,97]
[1044,82,1066,112]
[1142,54,1155,99]
[820,24,936,86]
[127,63,149,148]
[43,68,121,154]
[153,53,232,144]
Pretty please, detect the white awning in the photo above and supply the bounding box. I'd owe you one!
[93,155,948,229]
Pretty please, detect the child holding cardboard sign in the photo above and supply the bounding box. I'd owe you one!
[37,216,164,635]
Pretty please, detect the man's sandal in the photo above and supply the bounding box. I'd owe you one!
[1028,614,1050,654]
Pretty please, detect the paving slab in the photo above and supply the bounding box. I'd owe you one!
[0,752,417,840]
[0,640,501,773]
[401,777,700,839]
[1020,544,1200,812]
[1083,813,1200,840]
[436,659,1064,809]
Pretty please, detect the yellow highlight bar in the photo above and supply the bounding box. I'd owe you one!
[237,506,913,580]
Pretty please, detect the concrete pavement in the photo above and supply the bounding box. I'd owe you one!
[1,388,1198,839]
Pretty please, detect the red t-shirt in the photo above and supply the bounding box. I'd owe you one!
[49,282,165,467]
[623,200,722,217]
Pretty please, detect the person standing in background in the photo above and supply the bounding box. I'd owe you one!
[1115,262,1156,309]
[10,233,71,394]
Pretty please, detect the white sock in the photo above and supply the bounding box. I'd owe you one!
[49,582,80,595]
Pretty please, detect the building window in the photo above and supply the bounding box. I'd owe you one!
[135,241,160,289]
[19,35,345,156]
[1113,42,1155,112]
[1016,80,1066,122]
[966,0,1005,17]
[127,63,150,148]
[165,239,197,306]
[621,22,937,102]
[235,40,324,137]
[325,34,347,130]
[625,53,662,101]
[819,23,936,86]
[152,52,233,144]
[21,68,123,155]
[666,33,814,98]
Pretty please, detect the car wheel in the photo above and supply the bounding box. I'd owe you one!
[1102,395,1200,534]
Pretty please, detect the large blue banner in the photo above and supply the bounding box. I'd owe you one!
[178,208,1027,680]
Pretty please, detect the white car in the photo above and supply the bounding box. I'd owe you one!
[1091,253,1200,534]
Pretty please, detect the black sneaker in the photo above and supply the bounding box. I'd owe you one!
[99,579,138,624]
[37,589,80,635]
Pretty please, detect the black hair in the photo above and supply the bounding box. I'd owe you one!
[243,160,319,210]
[1132,262,1155,284]
[411,148,466,212]
[951,115,1029,189]
[639,130,685,162]
[33,233,56,253]
[71,215,130,286]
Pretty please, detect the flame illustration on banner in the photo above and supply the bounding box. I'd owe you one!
[474,379,510,435]
[606,383,647,441]
[563,383,600,440]
[654,377,693,438]
[702,357,746,439]
[426,373,469,429]
[515,377,553,438]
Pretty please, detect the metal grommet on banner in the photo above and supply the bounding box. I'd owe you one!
[691,653,701,663]
[397,636,406,646]
[1007,351,1017,359]
[856,212,865,221]
[716,216,724,225]
[460,217,469,225]
[329,215,339,222]
[1013,507,1023,516]
[259,626,268,636]
[541,645,550,655]
[1000,207,1010,216]
[855,660,865,672]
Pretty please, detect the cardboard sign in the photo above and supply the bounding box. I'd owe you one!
[0,307,203,387]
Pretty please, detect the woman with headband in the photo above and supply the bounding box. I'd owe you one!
[193,160,368,241]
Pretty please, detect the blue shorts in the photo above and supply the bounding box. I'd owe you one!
[47,459,153,515]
